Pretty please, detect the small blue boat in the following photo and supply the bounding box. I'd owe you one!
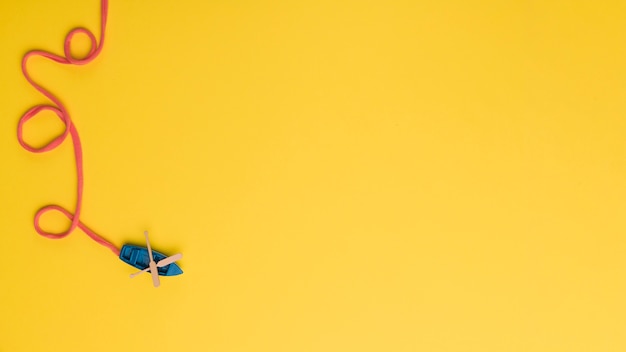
[119,244,183,276]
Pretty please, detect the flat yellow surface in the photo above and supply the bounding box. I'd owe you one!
[1,0,626,351]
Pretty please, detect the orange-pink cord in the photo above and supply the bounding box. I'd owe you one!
[17,0,119,256]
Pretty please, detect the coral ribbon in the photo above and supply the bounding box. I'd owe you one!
[17,0,119,256]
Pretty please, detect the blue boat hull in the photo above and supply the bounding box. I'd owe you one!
[119,244,183,276]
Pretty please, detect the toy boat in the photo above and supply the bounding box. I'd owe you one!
[119,244,183,276]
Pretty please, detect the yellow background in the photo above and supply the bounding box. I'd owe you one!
[1,0,626,351]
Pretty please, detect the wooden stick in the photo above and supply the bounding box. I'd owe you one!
[129,253,183,278]
[144,231,160,287]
